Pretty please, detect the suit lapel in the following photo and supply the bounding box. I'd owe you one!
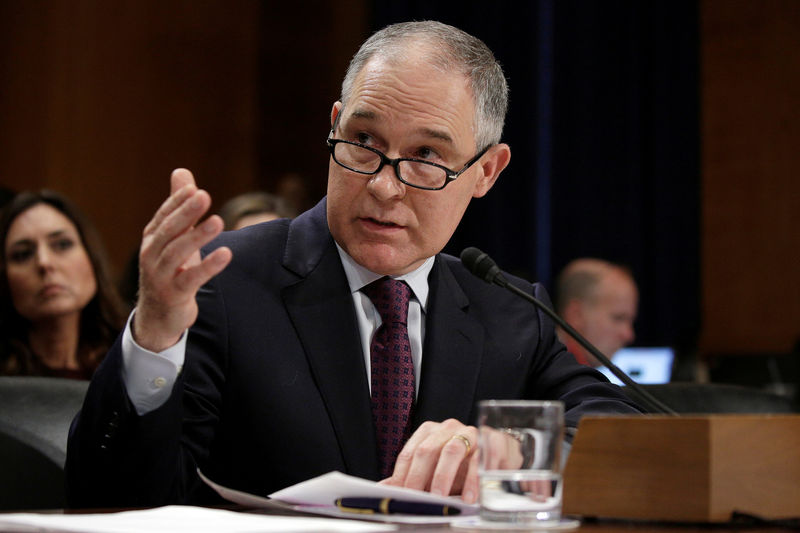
[414,257,485,426]
[281,201,378,480]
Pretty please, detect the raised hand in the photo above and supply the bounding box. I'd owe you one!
[132,169,232,352]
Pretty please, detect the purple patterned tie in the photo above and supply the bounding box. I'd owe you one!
[363,277,415,478]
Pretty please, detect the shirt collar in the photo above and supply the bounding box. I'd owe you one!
[335,243,433,311]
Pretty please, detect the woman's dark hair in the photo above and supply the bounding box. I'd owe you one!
[0,190,127,376]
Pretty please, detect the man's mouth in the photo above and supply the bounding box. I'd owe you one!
[369,218,398,227]
[362,217,402,228]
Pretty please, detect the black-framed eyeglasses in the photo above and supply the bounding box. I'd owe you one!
[327,138,490,191]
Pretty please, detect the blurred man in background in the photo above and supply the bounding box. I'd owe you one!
[555,258,639,367]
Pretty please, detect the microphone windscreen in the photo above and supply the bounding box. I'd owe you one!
[460,247,498,283]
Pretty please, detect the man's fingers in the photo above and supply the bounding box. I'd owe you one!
[143,189,212,265]
[160,189,211,242]
[428,428,477,496]
[461,449,480,504]
[143,169,203,241]
[387,420,480,500]
[152,214,225,281]
[401,440,442,492]
[131,169,233,353]
[174,246,232,294]
[387,422,437,488]
[170,168,196,194]
[483,430,506,471]
[143,183,195,237]
[397,420,476,495]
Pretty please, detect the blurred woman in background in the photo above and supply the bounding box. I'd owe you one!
[218,191,297,231]
[0,190,126,379]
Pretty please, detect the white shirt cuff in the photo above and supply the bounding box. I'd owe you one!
[121,309,187,415]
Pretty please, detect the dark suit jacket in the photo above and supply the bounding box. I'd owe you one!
[66,198,640,508]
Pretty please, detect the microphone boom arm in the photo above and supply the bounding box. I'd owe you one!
[460,247,676,415]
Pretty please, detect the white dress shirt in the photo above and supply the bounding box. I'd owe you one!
[121,246,434,415]
[335,244,433,396]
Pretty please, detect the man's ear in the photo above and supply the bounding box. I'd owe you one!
[472,143,511,198]
[563,300,584,328]
[330,102,343,132]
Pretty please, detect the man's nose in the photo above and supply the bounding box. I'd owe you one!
[366,163,406,200]
[622,323,635,345]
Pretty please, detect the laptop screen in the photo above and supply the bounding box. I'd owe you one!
[597,347,674,386]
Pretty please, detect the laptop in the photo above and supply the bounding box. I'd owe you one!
[597,347,674,386]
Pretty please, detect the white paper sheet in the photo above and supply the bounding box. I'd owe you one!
[0,505,396,533]
[200,469,478,525]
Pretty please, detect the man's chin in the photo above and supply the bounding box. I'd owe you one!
[350,245,420,276]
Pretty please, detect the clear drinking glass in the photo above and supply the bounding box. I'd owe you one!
[477,400,565,526]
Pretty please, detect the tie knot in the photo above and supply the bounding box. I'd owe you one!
[363,277,411,325]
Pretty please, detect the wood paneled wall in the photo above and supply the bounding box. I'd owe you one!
[2,2,797,355]
[701,0,800,354]
[0,1,366,277]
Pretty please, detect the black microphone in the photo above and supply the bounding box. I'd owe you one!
[460,247,676,416]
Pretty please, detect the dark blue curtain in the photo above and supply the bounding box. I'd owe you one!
[370,1,699,353]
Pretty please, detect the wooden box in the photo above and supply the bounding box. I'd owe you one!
[563,415,800,522]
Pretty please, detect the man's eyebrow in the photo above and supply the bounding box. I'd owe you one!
[420,128,453,144]
[347,109,454,144]
[349,109,377,121]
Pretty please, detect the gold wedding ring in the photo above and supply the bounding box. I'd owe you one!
[449,434,471,456]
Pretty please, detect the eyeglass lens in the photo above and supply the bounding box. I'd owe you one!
[334,143,447,189]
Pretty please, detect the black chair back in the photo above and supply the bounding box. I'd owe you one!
[624,382,797,414]
[0,376,89,510]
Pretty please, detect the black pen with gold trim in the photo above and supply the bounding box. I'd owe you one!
[335,497,461,516]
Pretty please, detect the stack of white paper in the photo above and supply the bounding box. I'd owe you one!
[0,505,396,533]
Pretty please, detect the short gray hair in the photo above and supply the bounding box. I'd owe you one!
[341,21,508,150]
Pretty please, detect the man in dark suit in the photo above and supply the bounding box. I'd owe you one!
[66,21,640,508]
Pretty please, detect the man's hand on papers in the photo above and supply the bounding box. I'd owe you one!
[380,418,480,504]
